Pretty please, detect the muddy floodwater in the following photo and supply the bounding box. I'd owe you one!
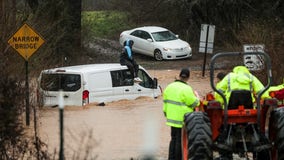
[38,70,216,159]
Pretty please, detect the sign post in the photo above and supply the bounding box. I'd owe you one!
[58,90,64,160]
[8,23,45,126]
[199,24,215,77]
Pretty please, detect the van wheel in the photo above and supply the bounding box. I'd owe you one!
[182,111,213,160]
[154,50,163,61]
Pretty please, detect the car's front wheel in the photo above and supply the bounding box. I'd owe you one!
[154,49,163,61]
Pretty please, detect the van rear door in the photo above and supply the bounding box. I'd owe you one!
[39,72,83,106]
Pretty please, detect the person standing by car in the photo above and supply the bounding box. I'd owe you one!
[163,68,201,160]
[120,39,142,82]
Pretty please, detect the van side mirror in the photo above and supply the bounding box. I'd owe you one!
[153,78,158,89]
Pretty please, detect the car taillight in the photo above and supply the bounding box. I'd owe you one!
[82,90,89,105]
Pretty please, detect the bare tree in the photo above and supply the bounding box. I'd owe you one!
[110,0,166,24]
[26,0,38,13]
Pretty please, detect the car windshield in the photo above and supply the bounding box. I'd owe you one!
[151,30,178,42]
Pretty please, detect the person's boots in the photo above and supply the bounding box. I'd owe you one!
[134,77,142,82]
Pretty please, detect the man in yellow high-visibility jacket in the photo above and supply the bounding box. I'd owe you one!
[163,67,200,160]
[216,66,265,108]
[215,66,264,159]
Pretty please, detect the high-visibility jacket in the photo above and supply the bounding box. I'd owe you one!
[163,80,200,128]
[214,81,225,105]
[216,66,264,105]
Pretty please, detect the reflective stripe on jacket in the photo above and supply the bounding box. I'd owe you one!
[214,82,225,105]
[216,66,264,104]
[163,80,200,128]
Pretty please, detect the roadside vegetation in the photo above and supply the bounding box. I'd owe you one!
[82,11,130,40]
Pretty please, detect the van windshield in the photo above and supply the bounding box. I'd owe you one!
[40,73,81,91]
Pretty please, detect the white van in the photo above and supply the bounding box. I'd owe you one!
[38,63,161,107]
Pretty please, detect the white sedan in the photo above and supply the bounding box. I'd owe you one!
[119,26,192,61]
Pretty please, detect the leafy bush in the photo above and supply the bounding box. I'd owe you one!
[82,11,131,40]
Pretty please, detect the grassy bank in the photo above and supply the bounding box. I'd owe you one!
[81,11,132,40]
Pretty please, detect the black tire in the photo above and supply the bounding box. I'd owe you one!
[254,133,271,160]
[183,111,213,160]
[154,49,163,61]
[270,107,284,160]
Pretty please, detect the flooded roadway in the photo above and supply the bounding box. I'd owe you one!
[37,70,249,160]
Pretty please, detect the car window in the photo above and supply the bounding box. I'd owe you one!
[130,30,141,38]
[151,30,177,42]
[140,31,151,40]
[137,70,154,88]
[130,30,152,40]
[111,69,134,87]
[40,73,81,91]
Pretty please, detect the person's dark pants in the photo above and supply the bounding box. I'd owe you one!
[120,59,139,78]
[168,127,182,160]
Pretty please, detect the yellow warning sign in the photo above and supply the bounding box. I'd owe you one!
[8,23,45,61]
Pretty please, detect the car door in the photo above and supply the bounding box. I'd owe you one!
[39,73,84,106]
[130,30,154,56]
[110,69,139,100]
[138,31,154,56]
[134,69,157,97]
[129,30,143,53]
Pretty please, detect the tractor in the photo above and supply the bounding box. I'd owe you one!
[182,52,284,160]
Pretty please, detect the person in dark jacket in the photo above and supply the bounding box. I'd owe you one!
[120,39,142,82]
